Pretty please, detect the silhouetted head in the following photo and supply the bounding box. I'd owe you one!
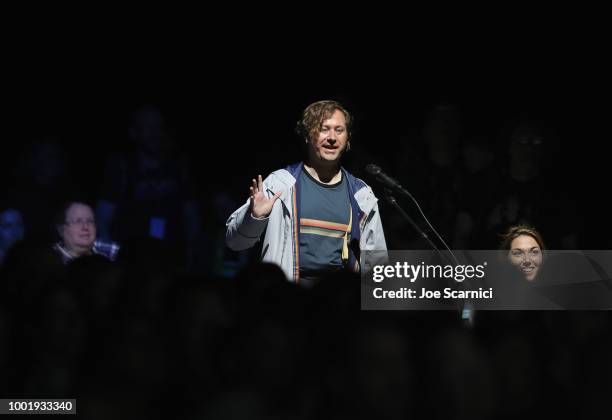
[128,105,173,156]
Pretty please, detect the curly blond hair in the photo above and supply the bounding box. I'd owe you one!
[296,100,352,143]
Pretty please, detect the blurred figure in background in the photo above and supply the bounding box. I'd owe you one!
[452,133,497,249]
[0,208,25,266]
[53,201,119,264]
[96,105,201,269]
[388,102,468,250]
[210,190,249,279]
[483,118,578,249]
[7,137,77,243]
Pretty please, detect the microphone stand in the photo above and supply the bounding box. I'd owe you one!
[382,188,454,266]
[382,188,470,318]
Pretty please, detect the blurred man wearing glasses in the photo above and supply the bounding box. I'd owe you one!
[53,201,120,264]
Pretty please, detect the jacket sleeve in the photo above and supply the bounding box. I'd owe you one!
[226,173,286,251]
[362,202,387,252]
[360,199,389,273]
[225,199,270,251]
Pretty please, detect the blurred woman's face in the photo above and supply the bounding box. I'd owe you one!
[508,235,542,281]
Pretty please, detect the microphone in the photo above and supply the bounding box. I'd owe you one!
[365,163,460,267]
[365,164,411,198]
[365,163,467,319]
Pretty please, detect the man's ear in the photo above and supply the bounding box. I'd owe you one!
[346,141,351,152]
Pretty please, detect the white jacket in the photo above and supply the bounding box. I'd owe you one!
[226,162,387,282]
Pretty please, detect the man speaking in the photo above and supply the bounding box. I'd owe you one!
[226,100,387,284]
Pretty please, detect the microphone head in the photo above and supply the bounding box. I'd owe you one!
[365,164,381,176]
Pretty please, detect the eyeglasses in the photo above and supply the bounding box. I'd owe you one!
[65,218,95,227]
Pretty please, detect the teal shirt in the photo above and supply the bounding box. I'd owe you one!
[298,168,351,280]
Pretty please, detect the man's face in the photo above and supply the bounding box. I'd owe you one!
[508,235,543,281]
[307,110,349,164]
[62,204,96,251]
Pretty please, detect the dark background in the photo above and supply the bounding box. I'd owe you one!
[1,55,611,418]
[3,62,608,247]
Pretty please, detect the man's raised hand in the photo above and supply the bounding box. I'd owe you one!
[249,175,282,219]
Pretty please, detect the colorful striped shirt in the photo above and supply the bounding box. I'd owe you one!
[298,168,351,280]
